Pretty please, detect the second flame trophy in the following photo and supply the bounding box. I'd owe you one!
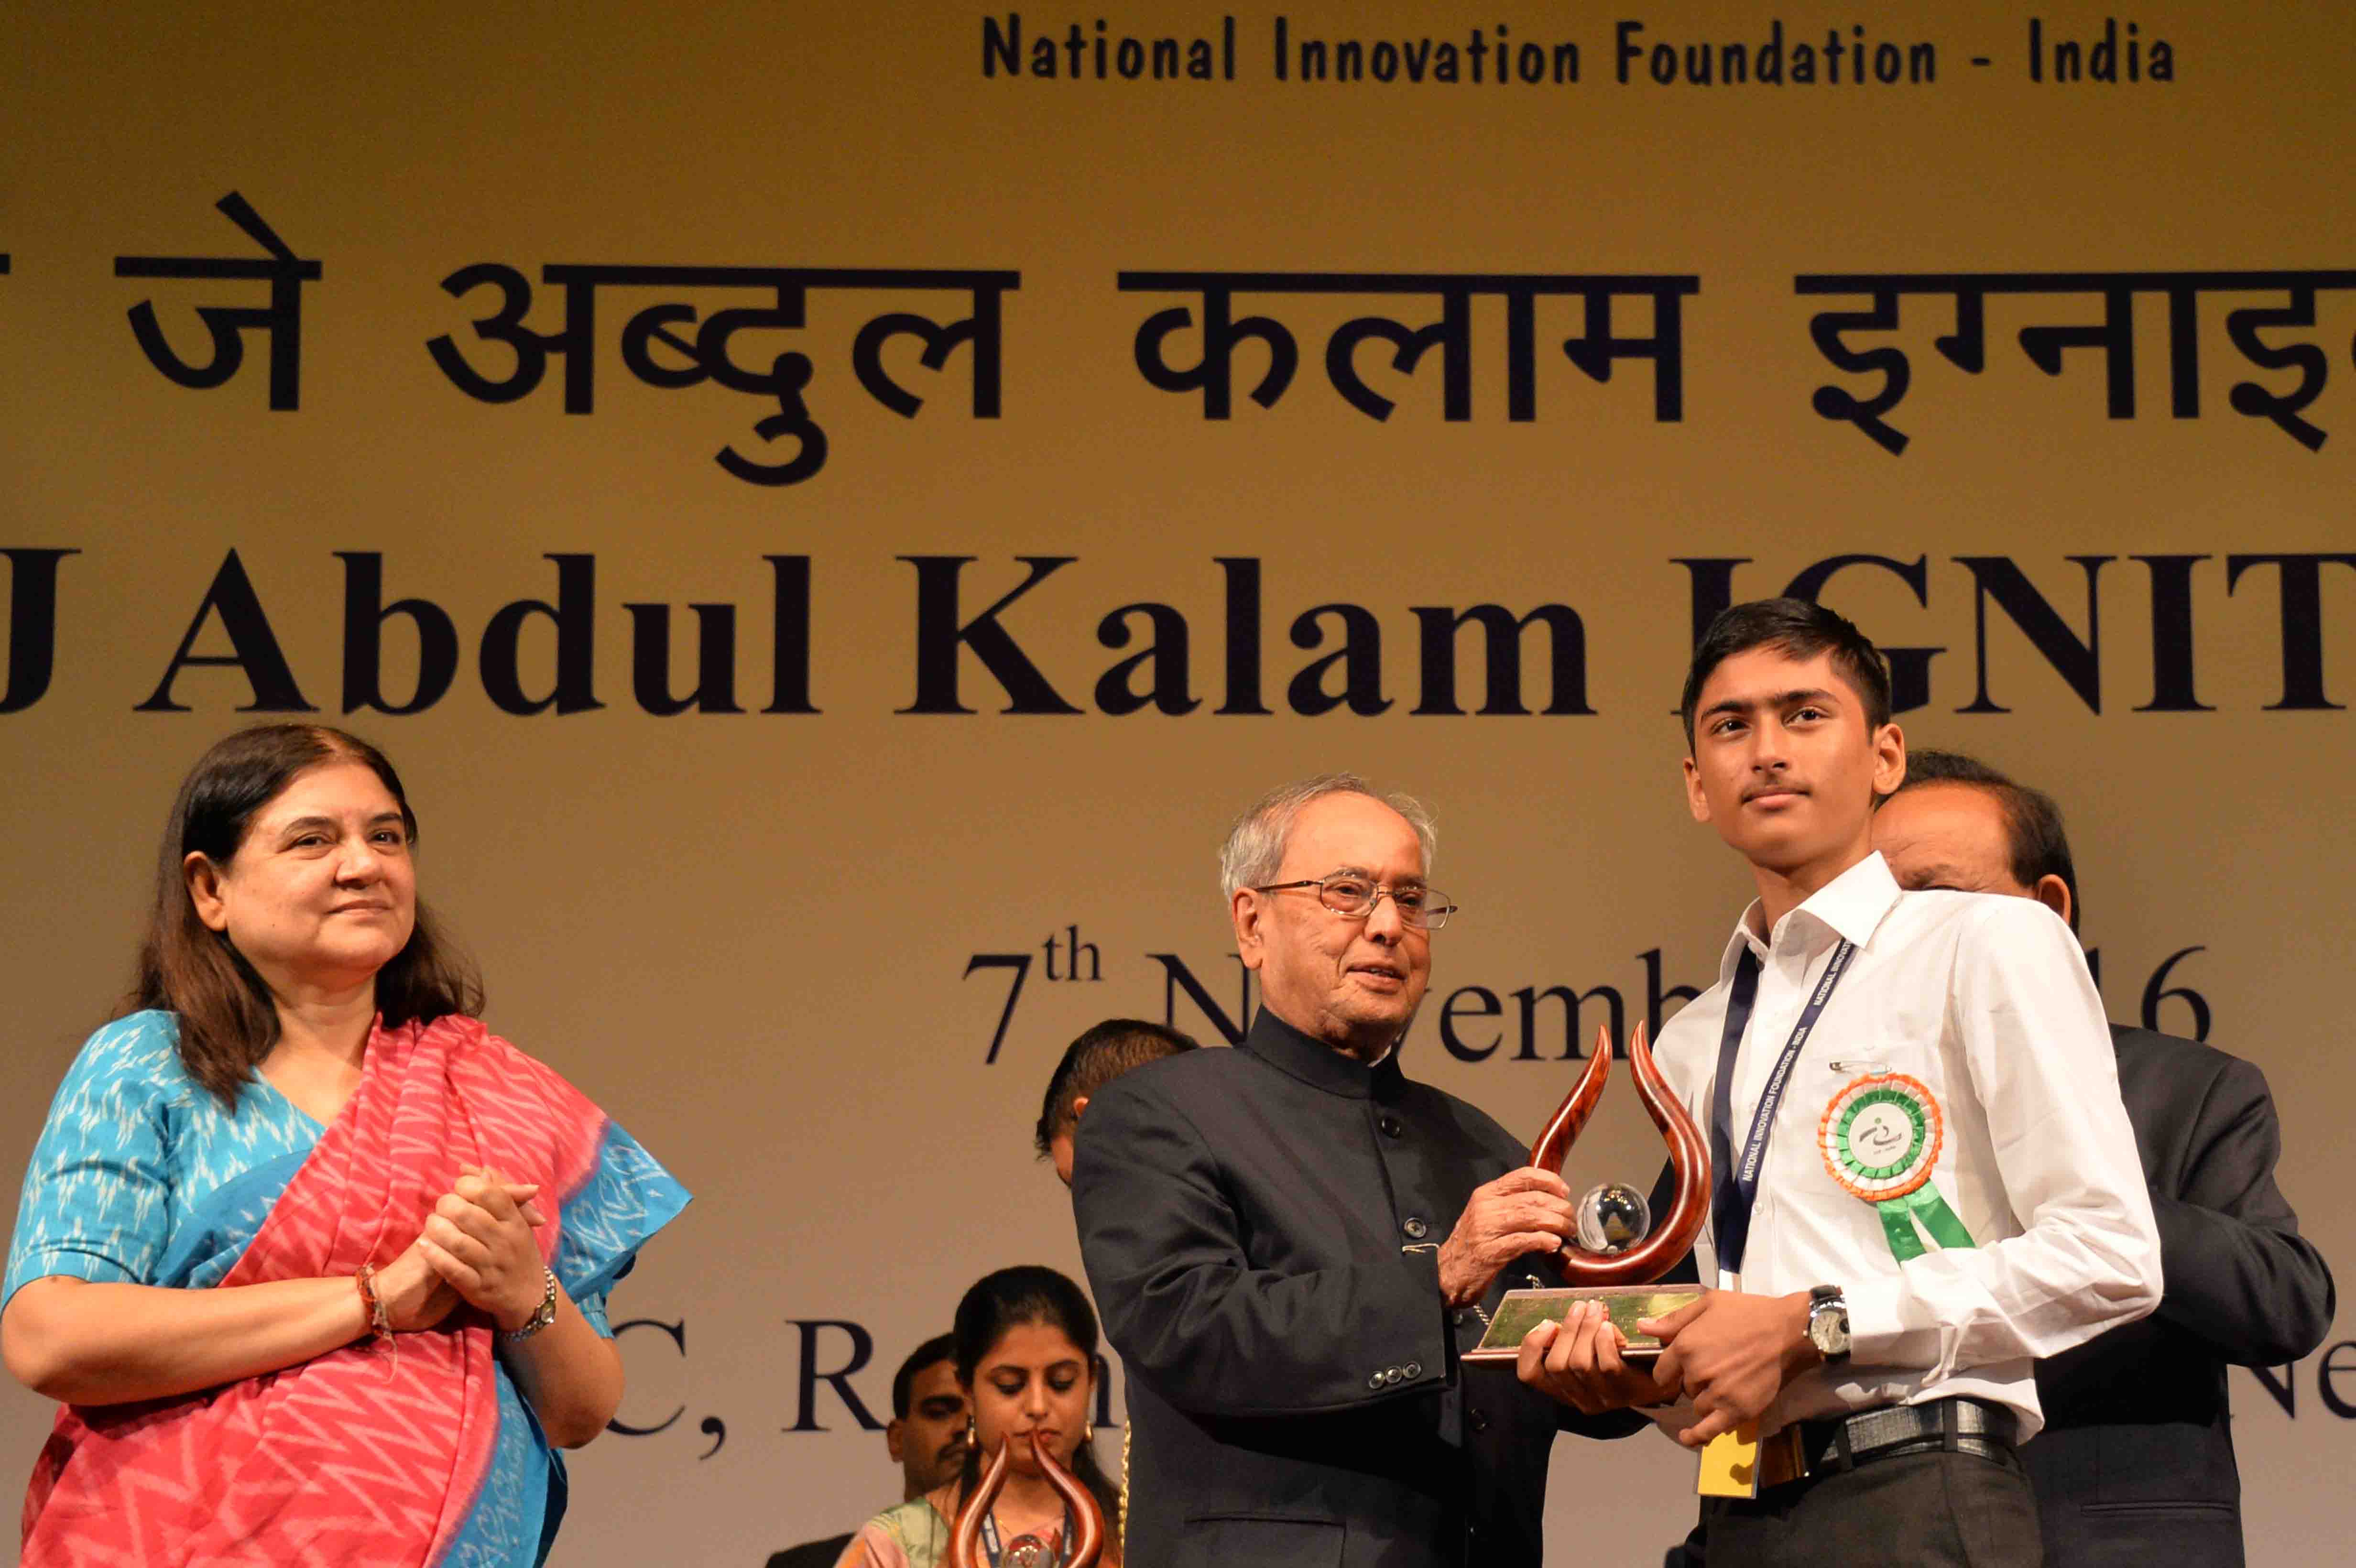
[947,1429,1106,1568]
[1464,1021,1711,1361]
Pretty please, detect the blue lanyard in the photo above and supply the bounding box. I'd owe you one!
[1708,936,1857,1277]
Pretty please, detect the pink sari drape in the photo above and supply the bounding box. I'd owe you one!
[21,1015,610,1567]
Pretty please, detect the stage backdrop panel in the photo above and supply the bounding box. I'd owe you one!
[3,3,2351,1562]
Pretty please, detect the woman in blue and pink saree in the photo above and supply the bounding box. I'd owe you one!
[2,724,688,1566]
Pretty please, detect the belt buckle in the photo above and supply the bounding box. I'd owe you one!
[1758,1426,1808,1489]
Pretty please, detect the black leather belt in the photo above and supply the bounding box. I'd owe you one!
[1756,1396,2020,1489]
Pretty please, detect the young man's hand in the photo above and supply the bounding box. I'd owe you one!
[1644,1289,1821,1447]
[1515,1299,1673,1414]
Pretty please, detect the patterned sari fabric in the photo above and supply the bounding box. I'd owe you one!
[7,1012,688,1567]
[841,1498,957,1568]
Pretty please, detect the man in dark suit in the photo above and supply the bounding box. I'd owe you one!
[1073,773,1643,1568]
[765,1334,966,1568]
[1874,749,2336,1567]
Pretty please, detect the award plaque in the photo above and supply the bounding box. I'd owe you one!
[949,1428,1106,1568]
[1465,1021,1711,1362]
[1469,1284,1704,1359]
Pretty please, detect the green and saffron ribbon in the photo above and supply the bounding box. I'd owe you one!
[1820,1075,1976,1262]
[1872,1183,1976,1261]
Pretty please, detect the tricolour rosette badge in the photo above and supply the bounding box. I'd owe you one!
[1819,1072,1976,1262]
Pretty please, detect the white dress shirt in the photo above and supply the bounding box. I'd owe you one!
[1651,852,2161,1441]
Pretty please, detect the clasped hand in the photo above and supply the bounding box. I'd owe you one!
[378,1168,551,1335]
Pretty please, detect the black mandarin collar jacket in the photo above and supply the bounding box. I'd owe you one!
[1073,1006,1641,1568]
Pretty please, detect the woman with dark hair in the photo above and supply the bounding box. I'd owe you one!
[1,724,689,1566]
[840,1265,1123,1568]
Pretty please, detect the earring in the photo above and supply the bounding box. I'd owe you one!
[1084,1419,1096,1443]
[965,1416,978,1448]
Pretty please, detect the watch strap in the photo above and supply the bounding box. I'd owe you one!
[501,1267,560,1343]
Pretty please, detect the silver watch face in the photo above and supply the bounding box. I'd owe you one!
[1809,1302,1850,1355]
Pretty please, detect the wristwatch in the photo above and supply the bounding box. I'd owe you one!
[1805,1284,1851,1365]
[501,1267,559,1343]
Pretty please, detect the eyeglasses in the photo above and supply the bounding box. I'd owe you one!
[1251,874,1458,930]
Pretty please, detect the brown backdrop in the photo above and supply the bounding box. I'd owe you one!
[3,4,2351,1562]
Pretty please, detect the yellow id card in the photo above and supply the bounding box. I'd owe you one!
[1696,1423,1762,1499]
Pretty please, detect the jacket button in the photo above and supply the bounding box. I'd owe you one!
[1369,1371,1386,1389]
[1378,1113,1404,1137]
[1468,1408,1489,1432]
[1405,1361,1423,1379]
[1403,1217,1429,1239]
[1385,1366,1405,1385]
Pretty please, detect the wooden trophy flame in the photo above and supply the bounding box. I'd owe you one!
[1527,1021,1710,1283]
[948,1429,1106,1568]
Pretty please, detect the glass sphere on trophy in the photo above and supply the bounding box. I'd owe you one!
[1575,1181,1652,1254]
[1467,1023,1711,1360]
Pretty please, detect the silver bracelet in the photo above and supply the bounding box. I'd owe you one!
[500,1267,559,1343]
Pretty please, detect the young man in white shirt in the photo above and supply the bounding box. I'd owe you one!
[1518,598,2161,1565]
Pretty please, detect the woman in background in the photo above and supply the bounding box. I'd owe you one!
[2,723,689,1566]
[842,1265,1123,1568]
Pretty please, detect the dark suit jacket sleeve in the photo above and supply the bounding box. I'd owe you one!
[1072,1076,1453,1419]
[2149,1055,2335,1365]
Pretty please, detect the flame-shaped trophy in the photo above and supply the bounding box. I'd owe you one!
[948,1429,1107,1568]
[1464,1021,1711,1361]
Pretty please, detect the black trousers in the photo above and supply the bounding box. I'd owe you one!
[1700,1447,2043,1568]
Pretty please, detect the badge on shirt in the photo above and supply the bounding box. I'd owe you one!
[1819,1072,1976,1262]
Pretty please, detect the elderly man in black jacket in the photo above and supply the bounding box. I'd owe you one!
[1073,773,1643,1568]
[1874,750,2335,1568]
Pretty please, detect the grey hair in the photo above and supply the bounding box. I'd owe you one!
[1218,773,1439,901]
